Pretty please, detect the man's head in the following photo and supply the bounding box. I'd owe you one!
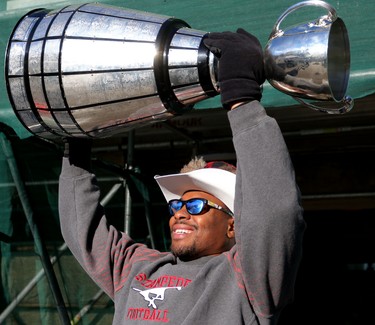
[154,157,236,260]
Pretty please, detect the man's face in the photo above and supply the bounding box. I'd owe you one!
[169,190,235,260]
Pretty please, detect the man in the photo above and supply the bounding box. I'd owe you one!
[59,29,305,324]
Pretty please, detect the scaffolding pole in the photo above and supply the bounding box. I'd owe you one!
[0,133,70,325]
[0,129,156,323]
[124,130,134,235]
[0,181,123,323]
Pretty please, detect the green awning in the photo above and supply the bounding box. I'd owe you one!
[1,0,374,138]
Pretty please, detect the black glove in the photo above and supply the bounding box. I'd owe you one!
[63,137,92,171]
[203,28,265,109]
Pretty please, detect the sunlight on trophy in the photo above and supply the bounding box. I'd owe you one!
[264,0,353,114]
[5,1,352,139]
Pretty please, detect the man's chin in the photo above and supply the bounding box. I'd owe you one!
[171,244,198,260]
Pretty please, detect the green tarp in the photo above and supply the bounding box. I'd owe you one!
[1,1,374,324]
[0,0,374,139]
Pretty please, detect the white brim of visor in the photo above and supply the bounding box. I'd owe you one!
[154,168,236,213]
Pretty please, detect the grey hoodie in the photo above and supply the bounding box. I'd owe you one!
[58,101,305,324]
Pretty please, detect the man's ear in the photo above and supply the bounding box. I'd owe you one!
[227,217,235,239]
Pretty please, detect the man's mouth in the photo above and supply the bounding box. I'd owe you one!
[171,225,195,239]
[174,229,193,234]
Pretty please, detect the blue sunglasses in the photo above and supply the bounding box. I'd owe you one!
[168,198,234,217]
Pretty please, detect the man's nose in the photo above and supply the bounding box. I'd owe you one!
[173,207,191,220]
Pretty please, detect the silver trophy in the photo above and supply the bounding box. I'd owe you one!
[5,1,352,139]
[5,3,218,139]
[264,0,353,114]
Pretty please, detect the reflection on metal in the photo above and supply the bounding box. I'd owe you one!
[5,3,219,139]
[264,0,353,113]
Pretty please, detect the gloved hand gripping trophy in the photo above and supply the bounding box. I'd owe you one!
[203,28,266,109]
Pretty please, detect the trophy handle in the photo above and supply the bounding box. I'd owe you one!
[294,96,354,114]
[270,0,337,38]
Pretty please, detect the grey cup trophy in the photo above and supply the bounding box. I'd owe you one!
[5,1,353,140]
[5,3,219,139]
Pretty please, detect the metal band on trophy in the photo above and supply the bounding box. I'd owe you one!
[5,1,353,140]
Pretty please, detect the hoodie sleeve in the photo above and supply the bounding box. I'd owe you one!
[58,157,160,299]
[228,101,306,322]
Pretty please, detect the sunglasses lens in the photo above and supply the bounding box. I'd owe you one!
[186,199,205,215]
[168,199,207,216]
[168,200,182,215]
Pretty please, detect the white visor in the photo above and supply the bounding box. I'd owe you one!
[154,168,236,213]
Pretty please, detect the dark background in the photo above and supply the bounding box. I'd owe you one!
[2,94,375,324]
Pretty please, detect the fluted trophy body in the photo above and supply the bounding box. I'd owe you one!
[5,3,219,139]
